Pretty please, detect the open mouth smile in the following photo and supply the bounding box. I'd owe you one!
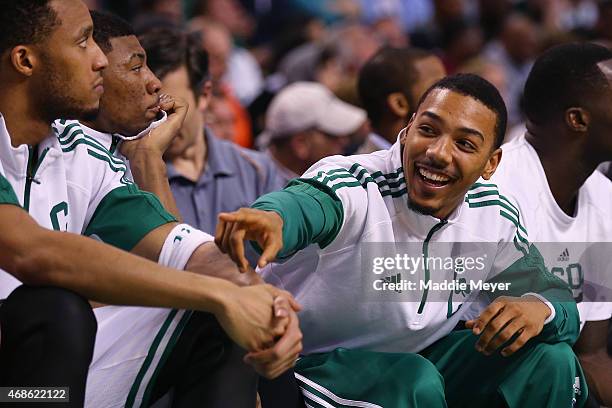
[415,164,453,188]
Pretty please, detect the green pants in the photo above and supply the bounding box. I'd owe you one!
[295,330,587,408]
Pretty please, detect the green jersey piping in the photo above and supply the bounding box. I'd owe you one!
[309,163,407,198]
[465,182,529,248]
[53,123,130,178]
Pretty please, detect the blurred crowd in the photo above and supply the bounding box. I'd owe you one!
[83,0,612,157]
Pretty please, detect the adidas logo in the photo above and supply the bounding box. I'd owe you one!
[557,248,570,262]
[383,273,403,293]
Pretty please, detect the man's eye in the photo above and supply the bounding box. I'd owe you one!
[418,125,435,135]
[132,66,142,72]
[457,139,476,151]
[78,38,88,49]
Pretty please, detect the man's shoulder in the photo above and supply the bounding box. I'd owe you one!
[53,119,84,148]
[52,119,128,174]
[460,180,529,243]
[582,170,612,215]
[497,136,538,178]
[305,149,396,181]
[232,142,273,171]
[214,136,280,183]
[492,139,543,209]
[302,150,404,199]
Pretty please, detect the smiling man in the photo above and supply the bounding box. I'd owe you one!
[216,74,586,407]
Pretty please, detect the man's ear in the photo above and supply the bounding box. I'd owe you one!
[10,46,37,77]
[400,113,416,144]
[565,107,589,132]
[386,92,410,118]
[481,148,502,180]
[198,80,213,113]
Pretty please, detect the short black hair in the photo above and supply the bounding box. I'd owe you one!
[90,10,135,54]
[522,42,612,125]
[358,46,434,127]
[0,0,59,55]
[139,27,209,97]
[418,74,508,149]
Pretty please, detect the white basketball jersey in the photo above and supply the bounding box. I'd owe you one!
[492,134,612,326]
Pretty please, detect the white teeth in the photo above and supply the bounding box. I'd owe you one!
[418,167,450,183]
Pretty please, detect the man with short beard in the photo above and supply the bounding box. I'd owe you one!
[0,2,300,407]
[217,75,585,407]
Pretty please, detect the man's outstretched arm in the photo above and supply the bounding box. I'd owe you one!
[216,179,344,271]
[127,216,304,377]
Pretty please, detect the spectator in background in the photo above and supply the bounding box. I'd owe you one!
[251,23,375,145]
[189,18,231,84]
[188,17,257,147]
[327,22,383,105]
[330,22,382,80]
[131,0,183,25]
[276,21,381,92]
[259,82,366,185]
[262,14,327,72]
[357,47,445,153]
[371,17,410,48]
[411,0,472,49]
[277,43,343,91]
[248,37,337,143]
[482,13,539,126]
[207,93,237,142]
[478,0,513,39]
[457,56,515,141]
[441,19,484,73]
[186,8,263,106]
[192,0,257,41]
[140,26,283,266]
[459,57,508,105]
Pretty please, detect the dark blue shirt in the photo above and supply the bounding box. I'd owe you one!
[167,129,284,263]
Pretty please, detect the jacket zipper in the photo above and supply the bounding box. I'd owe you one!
[23,145,49,211]
[417,219,448,314]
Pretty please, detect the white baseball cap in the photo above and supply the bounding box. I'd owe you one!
[260,82,366,146]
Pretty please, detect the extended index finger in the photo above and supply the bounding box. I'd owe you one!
[218,209,253,224]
